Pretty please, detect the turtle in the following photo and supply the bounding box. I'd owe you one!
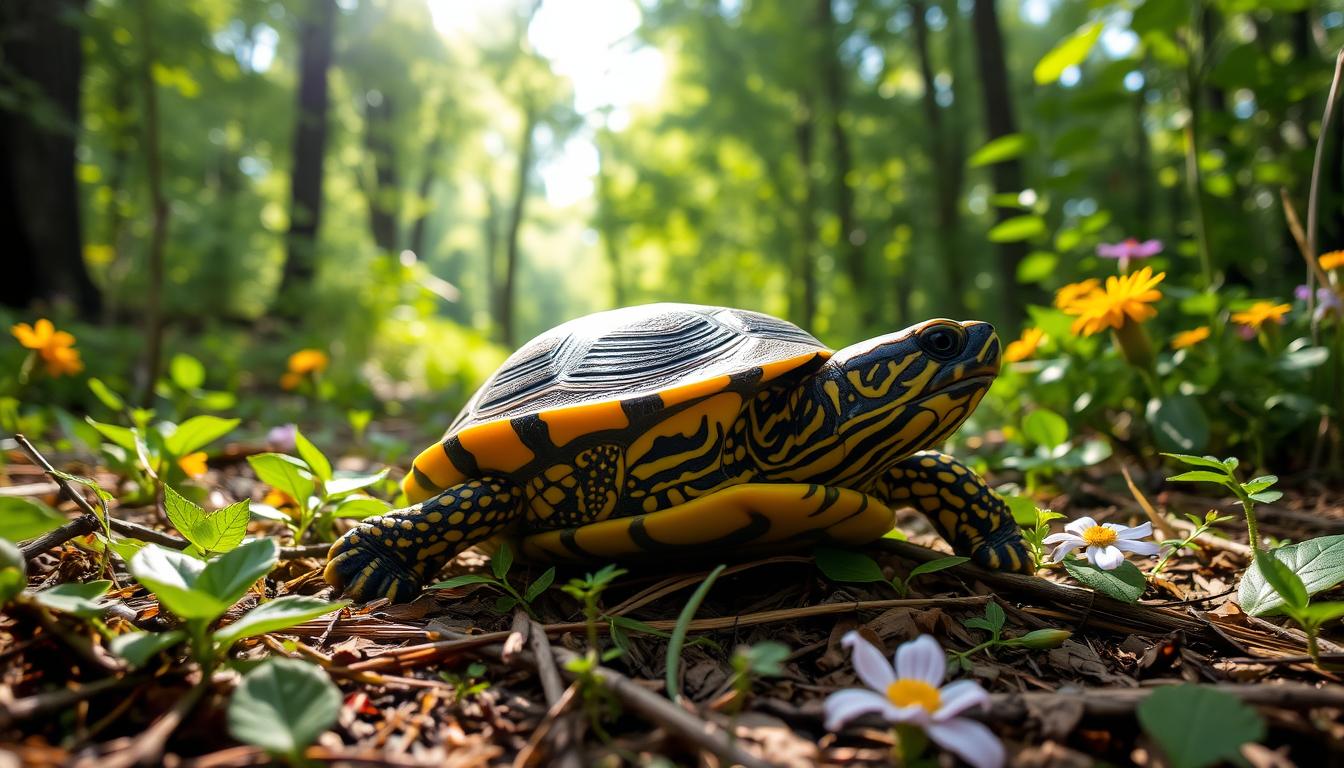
[325,303,1029,602]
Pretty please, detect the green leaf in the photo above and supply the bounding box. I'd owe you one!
[196,538,279,607]
[110,630,186,668]
[1136,685,1265,768]
[667,564,725,702]
[987,215,1046,243]
[129,544,229,621]
[1249,490,1283,504]
[163,486,250,558]
[1061,558,1146,603]
[247,454,316,509]
[87,417,137,452]
[323,469,390,498]
[1239,535,1344,616]
[1241,475,1278,494]
[87,378,126,412]
[1298,601,1344,624]
[814,546,886,583]
[491,540,514,580]
[0,497,66,542]
[1002,495,1041,526]
[214,596,347,648]
[228,658,341,757]
[294,430,332,482]
[1021,409,1069,448]
[429,574,500,590]
[169,354,206,390]
[0,539,25,604]
[1252,550,1308,611]
[968,133,1032,167]
[1146,395,1210,454]
[524,567,556,604]
[1166,470,1232,485]
[32,580,112,617]
[907,556,970,581]
[1160,453,1231,472]
[332,497,392,519]
[1033,22,1102,84]
[165,415,239,456]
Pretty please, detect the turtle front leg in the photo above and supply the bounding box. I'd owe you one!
[325,476,523,603]
[871,451,1031,573]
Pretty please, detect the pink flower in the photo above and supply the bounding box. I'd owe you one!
[267,424,298,453]
[1097,239,1163,260]
[824,633,1004,768]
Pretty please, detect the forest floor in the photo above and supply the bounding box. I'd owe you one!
[4,438,1344,767]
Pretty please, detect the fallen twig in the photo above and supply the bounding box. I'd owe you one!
[0,675,145,728]
[523,618,583,768]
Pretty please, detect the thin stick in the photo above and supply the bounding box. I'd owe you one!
[1307,48,1344,271]
[0,675,144,728]
[1119,464,1177,540]
[526,619,583,768]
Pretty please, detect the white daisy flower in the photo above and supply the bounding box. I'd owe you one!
[823,633,1005,768]
[1043,517,1160,570]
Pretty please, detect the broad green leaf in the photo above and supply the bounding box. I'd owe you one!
[248,454,316,510]
[813,546,886,583]
[968,133,1032,167]
[129,544,229,621]
[163,485,206,555]
[907,556,970,581]
[0,497,66,542]
[214,596,347,648]
[1021,409,1069,448]
[1298,601,1344,624]
[429,574,500,590]
[87,378,126,412]
[1238,535,1344,616]
[1249,490,1283,504]
[110,630,186,668]
[165,415,239,456]
[1034,22,1102,84]
[332,497,391,518]
[491,540,513,579]
[228,658,341,757]
[163,487,249,557]
[524,567,556,603]
[1241,475,1278,494]
[108,536,147,564]
[196,538,278,607]
[294,429,332,482]
[32,580,112,617]
[169,354,206,390]
[1003,495,1041,526]
[1277,346,1329,372]
[987,215,1046,243]
[1136,685,1264,768]
[87,417,137,452]
[1252,550,1307,611]
[324,469,390,498]
[1160,453,1230,472]
[1166,470,1231,485]
[1062,558,1146,603]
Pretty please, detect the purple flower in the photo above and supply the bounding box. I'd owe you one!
[1097,239,1163,260]
[267,423,298,453]
[1296,284,1313,302]
[1295,284,1344,322]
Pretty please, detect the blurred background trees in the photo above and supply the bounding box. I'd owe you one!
[1,0,1339,399]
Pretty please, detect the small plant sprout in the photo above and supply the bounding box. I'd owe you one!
[824,633,1004,768]
[1044,518,1159,571]
[429,541,555,618]
[1250,550,1344,669]
[1007,500,1066,572]
[560,564,628,739]
[1150,510,1236,577]
[951,602,1071,669]
[439,662,492,704]
[248,427,390,542]
[1163,453,1280,552]
[726,641,789,715]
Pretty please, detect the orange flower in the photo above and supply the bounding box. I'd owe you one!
[1230,301,1291,330]
[263,487,298,512]
[1171,327,1210,350]
[11,318,84,376]
[287,349,329,375]
[1060,267,1166,337]
[177,451,209,477]
[280,371,303,391]
[1053,279,1101,310]
[1004,327,1045,362]
[1320,250,1344,271]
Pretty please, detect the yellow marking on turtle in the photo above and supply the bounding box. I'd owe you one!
[457,420,535,473]
[757,351,832,383]
[540,400,630,447]
[627,393,741,478]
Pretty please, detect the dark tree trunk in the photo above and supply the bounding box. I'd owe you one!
[280,0,336,304]
[500,103,538,348]
[362,93,400,255]
[408,131,444,259]
[794,96,818,330]
[0,0,102,318]
[970,0,1025,325]
[137,0,169,404]
[817,0,869,329]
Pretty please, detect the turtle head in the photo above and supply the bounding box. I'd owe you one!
[823,319,1000,457]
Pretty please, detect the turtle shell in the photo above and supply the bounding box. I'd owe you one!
[403,303,832,502]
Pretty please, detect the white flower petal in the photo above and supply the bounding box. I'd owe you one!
[823,689,896,731]
[1064,516,1098,536]
[1115,522,1152,540]
[934,679,991,720]
[927,718,1007,768]
[841,631,896,692]
[1049,540,1082,563]
[894,635,946,686]
[1088,544,1125,570]
[1114,538,1161,557]
[1041,532,1081,546]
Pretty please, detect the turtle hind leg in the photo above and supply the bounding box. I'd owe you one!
[325,476,523,603]
[872,451,1031,573]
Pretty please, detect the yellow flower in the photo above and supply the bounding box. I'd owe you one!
[1004,327,1045,362]
[287,349,329,375]
[1171,327,1210,350]
[1320,250,1344,271]
[1060,267,1166,337]
[280,371,303,391]
[263,487,299,517]
[12,319,84,377]
[177,451,209,478]
[1053,279,1102,310]
[1230,301,1291,330]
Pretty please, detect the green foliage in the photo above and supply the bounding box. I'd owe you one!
[0,497,65,542]
[248,428,391,542]
[666,563,725,703]
[439,662,491,704]
[1009,501,1065,572]
[951,601,1071,669]
[31,580,112,618]
[228,658,342,760]
[0,539,26,605]
[1061,558,1147,603]
[726,641,790,714]
[560,564,628,740]
[813,546,968,597]
[1136,685,1265,768]
[1239,536,1344,617]
[1033,22,1103,84]
[429,541,555,617]
[163,485,249,558]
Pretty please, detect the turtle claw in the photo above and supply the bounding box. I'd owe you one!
[324,533,423,604]
[970,527,1035,574]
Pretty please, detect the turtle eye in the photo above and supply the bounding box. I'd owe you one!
[918,324,967,361]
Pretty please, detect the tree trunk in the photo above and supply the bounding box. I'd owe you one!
[138,0,169,404]
[279,0,336,305]
[0,0,102,318]
[970,0,1025,324]
[817,0,869,329]
[794,97,818,330]
[500,103,538,348]
[408,132,444,259]
[362,93,400,255]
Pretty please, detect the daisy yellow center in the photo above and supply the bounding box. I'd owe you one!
[1082,526,1117,547]
[885,679,941,713]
